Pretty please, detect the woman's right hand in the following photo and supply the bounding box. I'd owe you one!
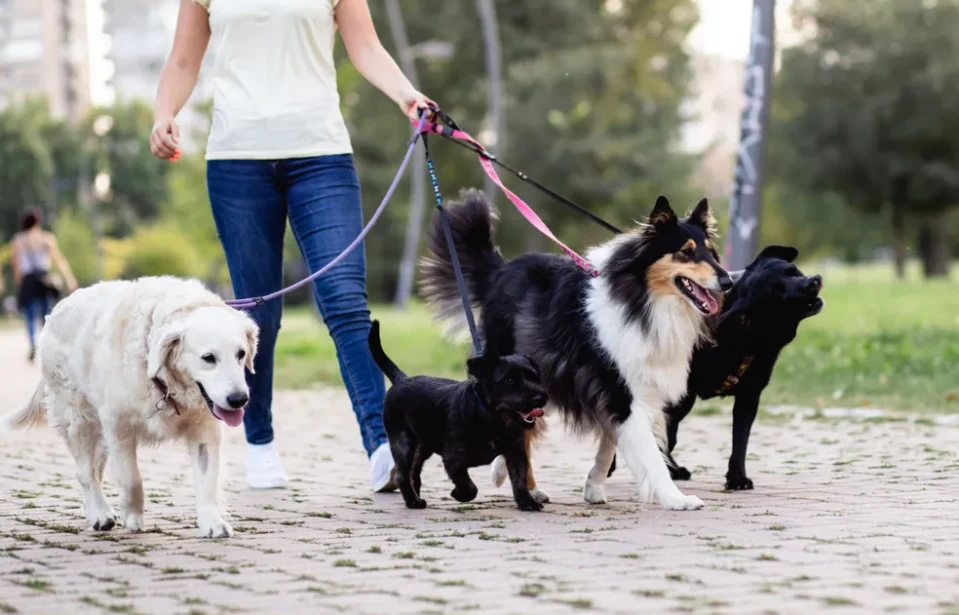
[150,116,181,161]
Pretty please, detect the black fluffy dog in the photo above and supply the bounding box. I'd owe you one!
[368,321,548,511]
[662,245,824,490]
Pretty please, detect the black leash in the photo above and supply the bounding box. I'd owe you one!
[428,108,623,235]
[423,131,484,358]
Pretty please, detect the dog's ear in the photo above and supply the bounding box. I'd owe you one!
[647,195,677,230]
[758,245,799,263]
[466,355,492,380]
[244,323,259,374]
[687,198,717,238]
[147,323,185,380]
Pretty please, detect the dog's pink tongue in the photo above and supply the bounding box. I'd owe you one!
[213,406,245,428]
[529,408,545,418]
[704,292,720,315]
[691,284,721,315]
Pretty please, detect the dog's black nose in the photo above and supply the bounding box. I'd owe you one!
[533,394,548,407]
[718,273,734,292]
[226,392,249,409]
[806,275,823,294]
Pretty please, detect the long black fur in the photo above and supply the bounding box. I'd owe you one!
[368,321,548,511]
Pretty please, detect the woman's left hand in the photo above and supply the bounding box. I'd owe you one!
[401,92,437,123]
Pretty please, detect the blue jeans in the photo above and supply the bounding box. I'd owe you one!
[24,297,50,349]
[207,155,387,456]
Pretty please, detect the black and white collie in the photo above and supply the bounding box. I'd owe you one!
[420,190,733,510]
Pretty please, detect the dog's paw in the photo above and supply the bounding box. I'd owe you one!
[670,466,692,481]
[490,455,508,487]
[530,488,551,504]
[661,494,705,511]
[450,485,478,503]
[91,515,117,532]
[582,479,608,505]
[198,516,233,538]
[86,499,117,532]
[123,512,145,533]
[515,495,544,512]
[405,497,427,509]
[725,474,754,491]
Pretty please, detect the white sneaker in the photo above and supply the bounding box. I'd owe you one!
[246,442,289,489]
[370,442,396,492]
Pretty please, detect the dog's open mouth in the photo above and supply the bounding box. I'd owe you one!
[197,383,245,428]
[518,408,545,424]
[803,297,825,317]
[676,276,720,315]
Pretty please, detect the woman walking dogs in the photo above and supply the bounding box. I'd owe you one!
[151,0,435,491]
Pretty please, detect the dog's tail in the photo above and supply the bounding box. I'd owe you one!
[419,189,507,339]
[368,320,407,384]
[0,381,47,434]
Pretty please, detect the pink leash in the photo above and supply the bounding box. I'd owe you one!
[421,122,599,277]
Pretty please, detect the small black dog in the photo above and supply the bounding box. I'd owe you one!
[368,321,548,511]
[608,246,823,490]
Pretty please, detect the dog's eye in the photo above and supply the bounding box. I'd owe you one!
[504,377,516,386]
[237,349,246,361]
[202,354,217,365]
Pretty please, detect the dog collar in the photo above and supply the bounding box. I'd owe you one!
[715,355,754,396]
[151,377,181,416]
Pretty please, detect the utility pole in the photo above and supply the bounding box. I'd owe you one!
[726,0,775,270]
[387,0,426,308]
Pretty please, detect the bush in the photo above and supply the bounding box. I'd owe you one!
[54,210,98,286]
[120,224,201,279]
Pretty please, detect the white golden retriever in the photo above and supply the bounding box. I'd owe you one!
[1,276,258,538]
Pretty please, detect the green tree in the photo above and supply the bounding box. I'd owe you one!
[87,99,171,237]
[772,0,959,277]
[0,99,54,237]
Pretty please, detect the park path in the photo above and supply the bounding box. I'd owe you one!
[1,327,958,614]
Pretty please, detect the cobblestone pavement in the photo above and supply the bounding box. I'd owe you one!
[1,328,959,615]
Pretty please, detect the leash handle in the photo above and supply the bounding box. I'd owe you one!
[423,134,484,357]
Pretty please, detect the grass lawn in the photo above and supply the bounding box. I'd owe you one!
[274,260,959,413]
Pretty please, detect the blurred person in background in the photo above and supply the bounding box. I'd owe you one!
[9,208,78,362]
[150,0,435,492]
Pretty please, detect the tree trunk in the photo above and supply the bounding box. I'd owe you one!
[476,0,504,201]
[386,0,426,309]
[891,207,907,279]
[919,214,951,278]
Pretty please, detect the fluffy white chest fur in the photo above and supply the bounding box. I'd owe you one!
[584,245,704,413]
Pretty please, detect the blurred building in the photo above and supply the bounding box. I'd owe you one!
[103,0,212,151]
[0,0,107,122]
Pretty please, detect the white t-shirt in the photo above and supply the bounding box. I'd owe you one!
[193,0,352,160]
